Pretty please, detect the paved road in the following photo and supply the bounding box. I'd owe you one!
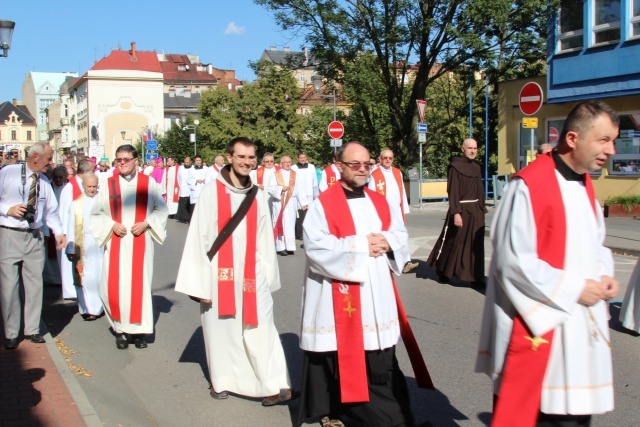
[41,206,640,427]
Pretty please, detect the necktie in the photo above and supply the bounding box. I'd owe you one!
[28,173,38,207]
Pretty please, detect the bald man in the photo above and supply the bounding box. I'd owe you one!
[426,138,485,287]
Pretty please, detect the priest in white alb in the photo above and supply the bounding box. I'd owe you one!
[175,137,294,406]
[66,174,104,320]
[267,156,302,256]
[163,156,180,217]
[90,144,168,350]
[476,101,620,426]
[298,142,432,427]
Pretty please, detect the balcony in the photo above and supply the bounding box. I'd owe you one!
[61,117,69,126]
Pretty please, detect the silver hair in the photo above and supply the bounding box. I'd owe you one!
[27,142,48,159]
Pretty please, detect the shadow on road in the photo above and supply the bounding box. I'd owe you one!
[609,301,640,336]
[41,283,78,337]
[178,326,209,383]
[412,261,486,295]
[407,378,468,426]
[150,294,174,343]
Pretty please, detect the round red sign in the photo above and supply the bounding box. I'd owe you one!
[328,121,345,139]
[548,127,559,143]
[519,82,544,116]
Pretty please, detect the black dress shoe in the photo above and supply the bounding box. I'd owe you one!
[116,333,129,349]
[286,251,294,255]
[5,338,19,350]
[27,334,46,343]
[436,272,450,284]
[133,335,148,349]
[277,251,288,256]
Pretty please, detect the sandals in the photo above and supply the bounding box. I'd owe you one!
[320,416,345,427]
[209,384,229,400]
[261,388,299,407]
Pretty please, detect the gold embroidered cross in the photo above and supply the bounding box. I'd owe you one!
[524,335,549,351]
[376,180,385,193]
[343,301,356,318]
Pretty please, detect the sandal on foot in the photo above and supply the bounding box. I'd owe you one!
[320,416,345,427]
[261,388,298,407]
[210,390,229,400]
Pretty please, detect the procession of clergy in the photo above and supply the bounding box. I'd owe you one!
[15,101,640,426]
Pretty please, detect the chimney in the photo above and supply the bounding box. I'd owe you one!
[13,98,17,105]
[283,46,290,52]
[207,64,213,75]
[270,46,277,51]
[130,41,137,61]
[304,47,309,67]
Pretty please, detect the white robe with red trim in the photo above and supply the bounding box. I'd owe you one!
[59,175,85,299]
[476,174,614,415]
[163,165,180,215]
[300,192,408,352]
[175,176,291,397]
[267,169,302,252]
[89,174,168,334]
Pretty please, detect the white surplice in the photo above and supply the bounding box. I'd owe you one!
[58,176,85,299]
[186,167,212,204]
[476,173,614,415]
[620,257,640,333]
[300,191,408,352]
[175,175,291,397]
[90,174,168,334]
[267,169,302,252]
[163,165,180,215]
[67,194,104,316]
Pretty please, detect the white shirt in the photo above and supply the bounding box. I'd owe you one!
[291,163,318,204]
[0,163,63,234]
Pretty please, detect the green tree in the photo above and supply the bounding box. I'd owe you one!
[255,0,553,168]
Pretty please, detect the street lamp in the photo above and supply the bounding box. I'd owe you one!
[311,74,337,122]
[180,114,199,156]
[0,20,15,57]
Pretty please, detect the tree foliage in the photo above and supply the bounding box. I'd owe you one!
[255,0,554,170]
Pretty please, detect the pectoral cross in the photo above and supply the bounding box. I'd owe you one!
[524,335,549,351]
[376,180,385,194]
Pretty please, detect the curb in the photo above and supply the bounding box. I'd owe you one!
[42,324,103,427]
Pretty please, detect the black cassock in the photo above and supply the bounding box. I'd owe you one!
[427,156,485,283]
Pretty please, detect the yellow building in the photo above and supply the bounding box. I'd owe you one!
[498,76,640,203]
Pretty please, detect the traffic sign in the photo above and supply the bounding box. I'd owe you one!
[416,99,427,123]
[621,129,640,138]
[146,139,158,150]
[519,82,544,116]
[417,123,428,133]
[145,151,158,162]
[522,117,538,129]
[328,121,344,139]
[100,157,109,163]
[330,138,343,148]
[548,127,559,143]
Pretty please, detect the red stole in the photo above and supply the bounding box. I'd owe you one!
[318,183,433,403]
[166,165,180,202]
[492,153,596,426]
[370,167,405,221]
[70,177,82,200]
[273,169,296,239]
[107,173,149,324]
[215,180,258,326]
[324,164,338,188]
[213,164,221,173]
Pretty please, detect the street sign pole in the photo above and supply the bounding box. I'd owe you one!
[419,142,423,209]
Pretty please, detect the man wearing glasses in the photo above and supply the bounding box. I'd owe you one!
[90,144,168,350]
[250,153,279,191]
[299,142,428,427]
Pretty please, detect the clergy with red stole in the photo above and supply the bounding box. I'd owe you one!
[163,157,180,216]
[298,142,432,427]
[318,161,341,193]
[267,156,301,256]
[175,137,293,405]
[367,149,409,219]
[90,145,168,350]
[476,101,620,426]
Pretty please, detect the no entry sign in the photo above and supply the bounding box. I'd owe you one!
[519,82,544,116]
[328,121,344,139]
[549,127,559,143]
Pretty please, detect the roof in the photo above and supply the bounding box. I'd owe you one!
[163,93,202,109]
[26,72,78,94]
[0,102,36,124]
[91,50,162,73]
[260,48,317,69]
[160,54,217,84]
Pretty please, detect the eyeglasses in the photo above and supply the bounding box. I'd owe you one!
[340,161,371,171]
[381,156,393,160]
[263,160,274,163]
[115,158,135,164]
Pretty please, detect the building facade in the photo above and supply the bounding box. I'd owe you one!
[0,100,37,161]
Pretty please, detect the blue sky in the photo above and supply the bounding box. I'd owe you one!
[0,0,304,101]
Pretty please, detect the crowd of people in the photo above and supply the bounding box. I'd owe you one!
[3,100,640,426]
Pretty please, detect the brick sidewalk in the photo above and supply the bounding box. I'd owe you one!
[0,338,85,427]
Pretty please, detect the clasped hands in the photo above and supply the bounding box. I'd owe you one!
[579,275,619,306]
[112,221,149,237]
[368,233,390,257]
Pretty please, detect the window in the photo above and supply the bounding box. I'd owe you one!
[632,0,640,38]
[11,130,17,140]
[558,0,584,51]
[546,119,565,146]
[27,131,32,140]
[593,0,620,45]
[610,113,640,175]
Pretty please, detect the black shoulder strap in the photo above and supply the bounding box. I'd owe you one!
[207,185,259,261]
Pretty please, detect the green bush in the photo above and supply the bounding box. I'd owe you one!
[604,195,640,211]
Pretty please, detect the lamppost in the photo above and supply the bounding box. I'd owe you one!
[311,74,337,121]
[180,114,199,156]
[0,20,15,57]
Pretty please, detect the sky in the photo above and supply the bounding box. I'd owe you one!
[0,0,304,102]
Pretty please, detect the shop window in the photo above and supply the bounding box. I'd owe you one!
[517,123,539,170]
[610,113,640,175]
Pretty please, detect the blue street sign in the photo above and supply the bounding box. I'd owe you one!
[146,151,158,162]
[621,130,640,138]
[417,123,428,134]
[146,139,158,150]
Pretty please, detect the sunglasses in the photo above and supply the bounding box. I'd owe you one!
[340,161,370,171]
[115,158,135,164]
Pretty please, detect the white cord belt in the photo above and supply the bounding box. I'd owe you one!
[460,199,478,203]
